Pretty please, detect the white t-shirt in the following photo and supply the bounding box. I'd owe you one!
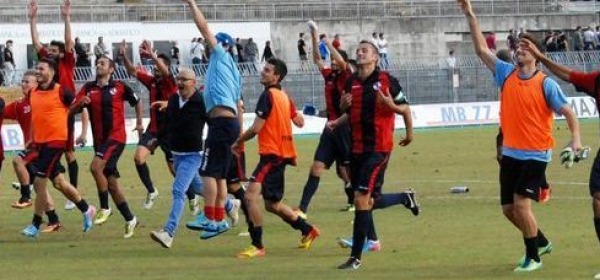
[190,42,204,59]
[583,30,595,43]
[378,38,388,54]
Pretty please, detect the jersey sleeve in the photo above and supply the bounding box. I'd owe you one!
[569,71,600,98]
[123,82,140,106]
[494,59,516,88]
[255,90,272,119]
[289,98,298,119]
[543,78,569,114]
[3,101,17,120]
[389,74,408,105]
[136,70,154,88]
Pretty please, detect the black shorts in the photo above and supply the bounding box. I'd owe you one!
[250,155,292,202]
[500,155,547,205]
[589,149,600,197]
[95,139,125,178]
[350,152,390,195]
[30,142,67,179]
[18,145,39,164]
[138,131,173,162]
[313,122,351,168]
[200,117,240,179]
[227,151,247,184]
[66,115,75,152]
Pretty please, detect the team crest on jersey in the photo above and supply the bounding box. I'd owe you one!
[23,105,31,114]
[373,82,382,91]
[110,88,117,95]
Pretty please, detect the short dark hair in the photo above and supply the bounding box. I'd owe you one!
[39,57,58,71]
[359,40,379,54]
[319,34,326,40]
[97,55,116,69]
[379,32,384,36]
[519,33,542,53]
[6,40,13,44]
[267,58,288,83]
[372,32,377,37]
[299,32,304,38]
[50,40,66,53]
[339,49,349,62]
[157,53,171,67]
[496,49,512,63]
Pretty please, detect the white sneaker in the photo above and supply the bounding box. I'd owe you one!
[143,191,159,210]
[190,194,201,216]
[124,216,138,239]
[227,199,241,227]
[150,229,173,248]
[594,272,600,280]
[64,200,76,211]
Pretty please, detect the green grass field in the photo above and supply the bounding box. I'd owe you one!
[0,121,599,280]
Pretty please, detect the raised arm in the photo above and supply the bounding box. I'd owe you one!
[457,0,496,73]
[521,38,572,82]
[308,22,325,70]
[62,0,74,52]
[182,0,217,49]
[143,48,170,78]
[120,40,137,76]
[327,39,347,70]
[28,0,43,52]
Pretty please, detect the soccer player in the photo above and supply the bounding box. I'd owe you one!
[29,0,88,211]
[21,58,96,238]
[71,56,141,238]
[183,0,242,237]
[233,58,320,258]
[120,41,180,210]
[458,0,581,272]
[8,70,63,233]
[494,49,552,204]
[519,38,600,278]
[295,21,354,218]
[334,40,419,269]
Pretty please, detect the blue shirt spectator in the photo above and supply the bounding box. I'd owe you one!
[204,43,242,114]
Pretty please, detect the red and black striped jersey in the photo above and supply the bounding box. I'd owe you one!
[344,69,407,153]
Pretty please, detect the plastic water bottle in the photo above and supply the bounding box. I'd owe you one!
[450,186,469,193]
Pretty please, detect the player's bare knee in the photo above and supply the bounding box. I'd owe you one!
[310,162,325,176]
[264,201,278,213]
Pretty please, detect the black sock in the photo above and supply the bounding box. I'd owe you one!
[98,190,110,210]
[298,175,320,213]
[524,236,540,262]
[46,210,60,224]
[233,188,250,225]
[68,160,79,188]
[75,199,90,213]
[185,186,195,201]
[32,215,43,229]
[20,184,31,201]
[537,229,549,247]
[351,210,370,260]
[116,202,134,222]
[594,218,600,244]
[366,211,378,241]
[373,193,407,210]
[290,217,313,236]
[135,163,155,193]
[344,183,354,205]
[249,226,263,249]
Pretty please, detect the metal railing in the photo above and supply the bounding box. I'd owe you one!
[1,51,599,117]
[0,1,594,23]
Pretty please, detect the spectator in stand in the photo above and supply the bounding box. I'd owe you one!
[557,33,569,52]
[3,40,15,85]
[245,37,258,73]
[507,29,518,54]
[298,33,308,71]
[318,34,330,61]
[74,37,92,81]
[378,32,389,69]
[584,27,597,51]
[545,32,558,53]
[190,37,205,76]
[573,26,584,51]
[597,26,600,50]
[261,40,274,62]
[486,32,497,51]
[94,36,109,61]
[236,38,245,63]
[332,34,342,51]
[171,41,180,66]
